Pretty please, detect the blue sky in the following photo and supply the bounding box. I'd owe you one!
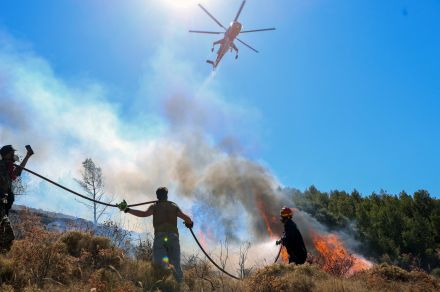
[1,0,440,227]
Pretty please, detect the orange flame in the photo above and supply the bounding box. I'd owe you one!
[256,199,276,239]
[255,202,372,273]
[198,229,207,249]
[349,256,373,275]
[311,231,372,276]
[280,246,289,262]
[257,202,293,263]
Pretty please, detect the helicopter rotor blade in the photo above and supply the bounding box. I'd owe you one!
[234,0,246,22]
[236,38,259,53]
[198,4,227,30]
[240,28,276,33]
[189,30,223,34]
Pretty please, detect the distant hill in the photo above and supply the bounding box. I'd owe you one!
[9,204,92,232]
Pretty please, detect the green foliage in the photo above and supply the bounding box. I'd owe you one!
[287,187,440,271]
[432,268,440,278]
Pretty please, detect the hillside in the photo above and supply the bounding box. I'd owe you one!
[1,206,440,291]
[9,205,91,232]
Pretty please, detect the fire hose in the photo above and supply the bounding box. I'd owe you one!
[188,227,241,280]
[15,165,280,280]
[274,245,282,263]
[15,165,157,208]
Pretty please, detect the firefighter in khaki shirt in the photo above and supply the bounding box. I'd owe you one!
[117,187,193,282]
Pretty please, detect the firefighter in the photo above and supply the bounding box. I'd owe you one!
[0,145,33,253]
[276,206,307,264]
[117,187,193,282]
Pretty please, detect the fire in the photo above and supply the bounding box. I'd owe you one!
[255,202,373,274]
[280,246,289,262]
[257,202,292,264]
[198,229,207,249]
[312,233,347,266]
[311,231,372,276]
[349,256,373,275]
[256,199,276,239]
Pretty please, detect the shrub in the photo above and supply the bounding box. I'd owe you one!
[121,259,179,291]
[60,231,123,270]
[431,268,440,279]
[99,220,132,251]
[134,236,153,262]
[60,231,112,257]
[246,263,326,292]
[9,238,75,288]
[9,208,43,240]
[183,254,220,291]
[369,264,412,282]
[0,257,13,284]
[0,284,14,292]
[354,264,440,291]
[88,268,136,292]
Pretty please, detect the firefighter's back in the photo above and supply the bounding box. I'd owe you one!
[152,200,180,234]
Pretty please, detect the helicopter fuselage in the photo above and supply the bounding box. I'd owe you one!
[212,21,243,68]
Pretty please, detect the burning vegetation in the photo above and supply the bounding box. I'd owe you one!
[257,200,373,276]
[310,232,373,276]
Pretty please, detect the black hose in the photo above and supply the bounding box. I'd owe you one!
[274,245,282,263]
[188,227,241,280]
[16,165,158,208]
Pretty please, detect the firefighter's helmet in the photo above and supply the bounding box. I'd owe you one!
[280,206,293,218]
[0,145,16,158]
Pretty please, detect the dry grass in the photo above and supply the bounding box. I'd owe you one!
[2,241,440,292]
[353,264,440,291]
[246,263,327,292]
[244,263,440,292]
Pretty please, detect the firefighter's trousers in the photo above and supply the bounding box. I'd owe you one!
[153,232,183,282]
[0,215,15,253]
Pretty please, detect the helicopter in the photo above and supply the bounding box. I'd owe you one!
[189,0,275,70]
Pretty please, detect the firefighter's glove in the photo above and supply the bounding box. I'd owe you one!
[276,239,282,246]
[116,200,130,213]
[184,221,194,229]
[25,145,34,157]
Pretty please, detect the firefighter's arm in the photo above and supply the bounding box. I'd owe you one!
[126,205,154,217]
[279,233,288,246]
[117,200,154,217]
[14,146,34,177]
[177,209,193,228]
